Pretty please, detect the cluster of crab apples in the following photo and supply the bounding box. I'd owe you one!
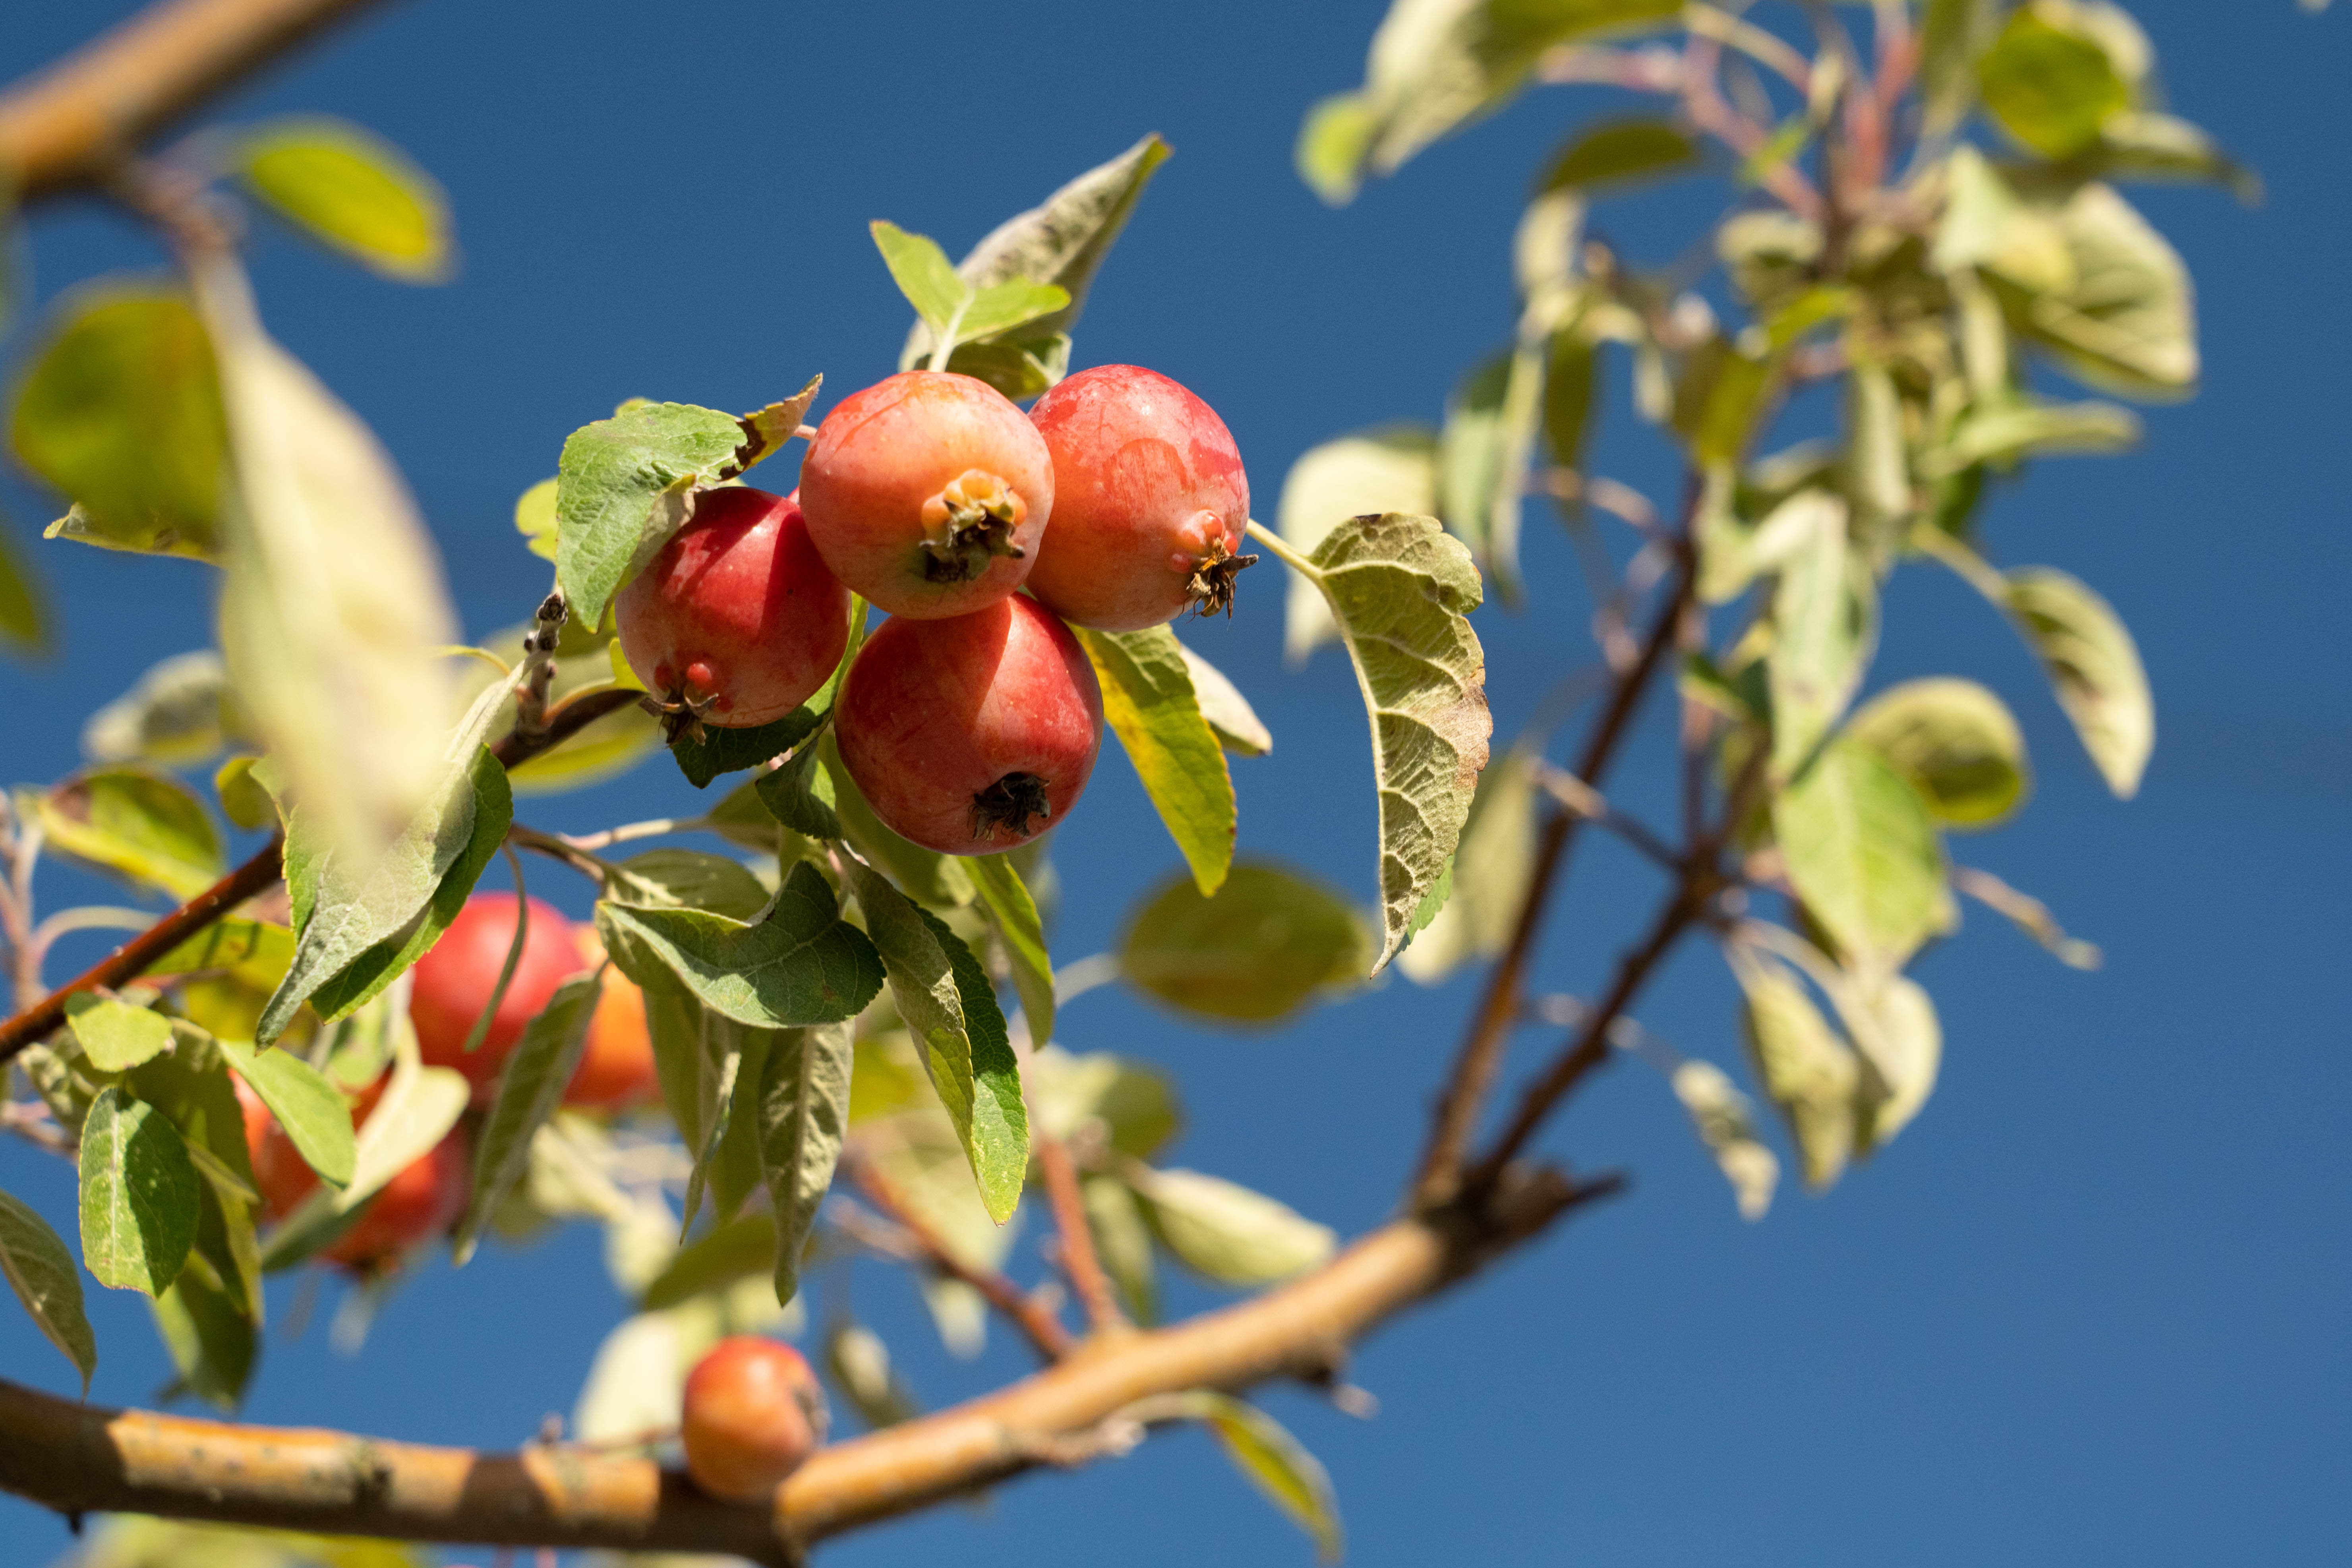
[617,363,1253,855]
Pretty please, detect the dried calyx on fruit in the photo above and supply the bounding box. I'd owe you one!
[834,592,1103,855]
[919,468,1029,582]
[1025,363,1254,631]
[616,486,850,744]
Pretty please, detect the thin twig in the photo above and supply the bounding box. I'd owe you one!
[842,1152,1073,1363]
[1031,1131,1126,1337]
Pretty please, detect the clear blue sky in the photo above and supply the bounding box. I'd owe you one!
[3,2,2347,1564]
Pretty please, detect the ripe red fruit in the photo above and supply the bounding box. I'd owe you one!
[238,1076,470,1271]
[799,371,1054,620]
[410,893,590,1105]
[1025,364,1253,630]
[616,486,849,741]
[835,594,1102,855]
[563,934,660,1112]
[681,1336,828,1500]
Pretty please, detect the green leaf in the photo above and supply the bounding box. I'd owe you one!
[755,734,842,839]
[339,1050,467,1214]
[0,510,52,657]
[1296,91,1380,205]
[825,1321,923,1432]
[870,221,970,342]
[1277,427,1439,666]
[1257,512,1492,970]
[1848,678,2030,828]
[66,996,176,1072]
[1120,862,1369,1025]
[1076,625,1236,897]
[1544,329,1597,475]
[1398,741,1539,984]
[1026,1044,1181,1161]
[38,766,225,900]
[1766,493,1875,777]
[1538,116,1697,193]
[212,754,276,833]
[234,116,453,282]
[1130,1164,1336,1287]
[1977,2,2133,159]
[1923,398,2140,477]
[956,278,1070,344]
[758,1021,855,1303]
[1438,348,1540,605]
[1729,947,1859,1190]
[220,1042,355,1187]
[514,476,559,561]
[453,970,603,1264]
[2083,111,2261,202]
[1918,0,1999,135]
[79,1087,201,1297]
[1178,642,1273,757]
[269,742,513,1039]
[1180,1392,1344,1563]
[843,858,1025,1223]
[702,1025,774,1231]
[1082,1173,1158,1323]
[2008,183,2197,397]
[80,651,251,768]
[600,861,884,1029]
[936,333,1072,402]
[1773,740,1954,971]
[609,847,776,920]
[671,704,822,790]
[553,386,816,631]
[10,286,228,559]
[2002,566,2153,797]
[1848,971,1943,1152]
[152,1267,258,1411]
[0,1189,98,1392]
[149,918,296,996]
[959,853,1054,1045]
[639,1208,777,1310]
[899,135,1171,374]
[193,263,465,879]
[1668,1061,1779,1220]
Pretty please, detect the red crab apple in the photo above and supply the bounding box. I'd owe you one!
[410,893,590,1105]
[681,1336,828,1501]
[798,371,1054,620]
[834,593,1102,855]
[615,485,850,741]
[1025,364,1254,630]
[237,1077,471,1272]
[562,930,660,1112]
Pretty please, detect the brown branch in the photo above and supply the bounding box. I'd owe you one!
[1411,525,1698,1209]
[0,687,642,1069]
[843,1152,1074,1363]
[0,1170,1611,1558]
[1031,1131,1127,1338]
[0,0,394,203]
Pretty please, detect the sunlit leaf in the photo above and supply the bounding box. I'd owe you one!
[1729,946,1858,1190]
[1398,740,1538,985]
[1669,1061,1779,1220]
[1276,428,1439,665]
[1847,971,1942,1152]
[600,861,884,1030]
[1182,1391,1344,1563]
[824,1320,922,1432]
[0,510,52,656]
[758,1021,855,1303]
[1130,1164,1336,1287]
[235,116,453,282]
[1084,1173,1159,1323]
[1977,2,2133,159]
[220,1041,355,1187]
[66,996,175,1072]
[1773,741,1954,971]
[514,476,559,560]
[79,1087,201,1296]
[1077,625,1236,897]
[1438,346,1541,604]
[1848,678,2029,828]
[1766,494,1874,778]
[1178,642,1273,758]
[38,766,225,901]
[2009,183,2197,397]
[453,970,603,1264]
[2002,566,2153,797]
[1120,862,1369,1025]
[1026,1045,1180,1161]
[151,1266,256,1411]
[959,853,1054,1044]
[1538,115,1696,193]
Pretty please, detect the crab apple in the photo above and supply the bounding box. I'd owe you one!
[835,593,1102,855]
[563,932,659,1112]
[799,371,1054,620]
[681,1336,828,1501]
[238,1075,470,1270]
[1025,365,1255,631]
[410,893,590,1105]
[616,485,850,742]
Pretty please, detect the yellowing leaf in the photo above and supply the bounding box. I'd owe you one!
[1128,1165,1337,1287]
[1848,678,2030,828]
[2003,566,2152,798]
[1078,625,1235,896]
[1120,862,1369,1025]
[236,116,454,282]
[1773,741,1954,972]
[39,766,225,900]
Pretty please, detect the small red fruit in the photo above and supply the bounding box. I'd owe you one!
[410,893,590,1105]
[1026,364,1253,630]
[616,486,850,741]
[681,1336,828,1500]
[239,1075,470,1271]
[799,371,1054,620]
[563,932,660,1112]
[834,594,1102,855]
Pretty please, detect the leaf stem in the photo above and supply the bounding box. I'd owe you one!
[1241,518,1317,576]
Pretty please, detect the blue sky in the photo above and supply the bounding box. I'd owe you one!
[3,2,2347,1565]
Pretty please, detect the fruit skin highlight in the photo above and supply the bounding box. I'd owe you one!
[409,893,590,1105]
[615,485,849,741]
[1026,363,1253,631]
[681,1336,828,1501]
[799,371,1054,620]
[834,593,1102,855]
